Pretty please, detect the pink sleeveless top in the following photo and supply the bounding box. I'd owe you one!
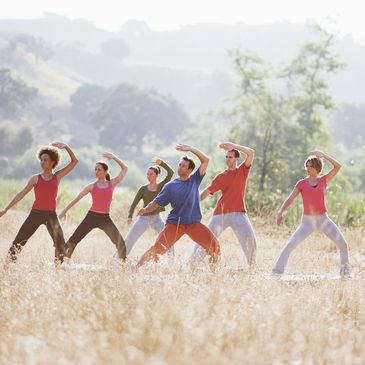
[90,181,113,213]
[32,174,58,211]
[295,175,327,215]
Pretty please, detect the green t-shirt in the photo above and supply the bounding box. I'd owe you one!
[128,161,174,218]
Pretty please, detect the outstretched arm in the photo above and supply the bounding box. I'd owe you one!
[0,175,37,218]
[127,188,144,225]
[310,150,341,184]
[276,188,300,226]
[103,151,128,188]
[59,184,93,219]
[200,187,212,201]
[219,142,255,167]
[53,142,78,181]
[176,144,209,176]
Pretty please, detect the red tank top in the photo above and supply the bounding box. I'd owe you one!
[32,174,58,211]
[90,181,113,213]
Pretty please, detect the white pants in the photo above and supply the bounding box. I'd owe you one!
[272,214,349,274]
[192,212,257,265]
[125,215,174,256]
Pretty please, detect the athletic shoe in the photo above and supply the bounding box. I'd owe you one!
[271,271,283,279]
[340,264,351,280]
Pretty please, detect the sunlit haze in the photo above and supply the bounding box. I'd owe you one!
[2,0,365,42]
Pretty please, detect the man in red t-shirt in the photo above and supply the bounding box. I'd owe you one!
[191,142,257,267]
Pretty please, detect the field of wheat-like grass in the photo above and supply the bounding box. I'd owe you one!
[1,210,365,365]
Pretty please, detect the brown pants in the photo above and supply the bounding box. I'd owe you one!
[66,211,126,260]
[8,209,66,263]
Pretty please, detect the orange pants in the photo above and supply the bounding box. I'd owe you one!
[152,222,220,260]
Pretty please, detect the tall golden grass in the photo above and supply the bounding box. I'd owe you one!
[1,209,365,364]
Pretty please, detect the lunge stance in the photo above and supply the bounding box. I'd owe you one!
[136,144,220,268]
[59,152,127,262]
[192,142,257,267]
[0,142,78,264]
[272,150,350,278]
[124,158,174,256]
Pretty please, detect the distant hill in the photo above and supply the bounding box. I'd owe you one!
[1,14,365,115]
[0,33,82,107]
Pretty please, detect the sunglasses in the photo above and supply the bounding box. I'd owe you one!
[225,156,235,159]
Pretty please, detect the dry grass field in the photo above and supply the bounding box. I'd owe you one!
[1,210,365,365]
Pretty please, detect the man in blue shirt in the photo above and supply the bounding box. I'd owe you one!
[136,143,220,268]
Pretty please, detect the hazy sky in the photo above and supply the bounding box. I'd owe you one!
[2,0,365,41]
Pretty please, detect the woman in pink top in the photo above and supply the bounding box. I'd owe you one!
[0,142,78,265]
[59,152,128,262]
[272,150,350,278]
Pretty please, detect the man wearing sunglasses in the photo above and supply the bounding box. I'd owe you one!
[191,142,257,268]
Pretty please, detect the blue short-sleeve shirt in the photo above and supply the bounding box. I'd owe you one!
[155,169,204,224]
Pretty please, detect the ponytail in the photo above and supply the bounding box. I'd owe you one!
[106,173,111,181]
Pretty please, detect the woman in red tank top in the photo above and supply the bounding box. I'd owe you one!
[272,150,350,278]
[59,151,128,263]
[0,142,78,265]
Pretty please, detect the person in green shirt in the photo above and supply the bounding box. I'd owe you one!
[123,157,174,256]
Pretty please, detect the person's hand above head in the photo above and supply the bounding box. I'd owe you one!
[176,144,192,152]
[219,142,235,151]
[102,151,115,160]
[51,141,67,149]
[152,157,162,165]
[309,150,324,159]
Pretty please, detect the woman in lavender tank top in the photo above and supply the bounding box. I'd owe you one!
[59,151,127,263]
[272,150,350,278]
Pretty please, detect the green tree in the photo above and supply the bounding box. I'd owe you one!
[282,24,344,175]
[0,68,38,118]
[228,24,344,205]
[90,84,190,155]
[228,51,292,201]
[70,84,106,122]
[0,125,33,156]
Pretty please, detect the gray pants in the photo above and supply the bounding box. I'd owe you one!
[192,212,257,265]
[125,215,174,256]
[272,214,349,274]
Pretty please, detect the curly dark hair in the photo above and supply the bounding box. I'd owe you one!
[37,146,62,168]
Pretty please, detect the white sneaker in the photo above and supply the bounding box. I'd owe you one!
[340,264,351,280]
[271,271,283,279]
[111,252,125,267]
